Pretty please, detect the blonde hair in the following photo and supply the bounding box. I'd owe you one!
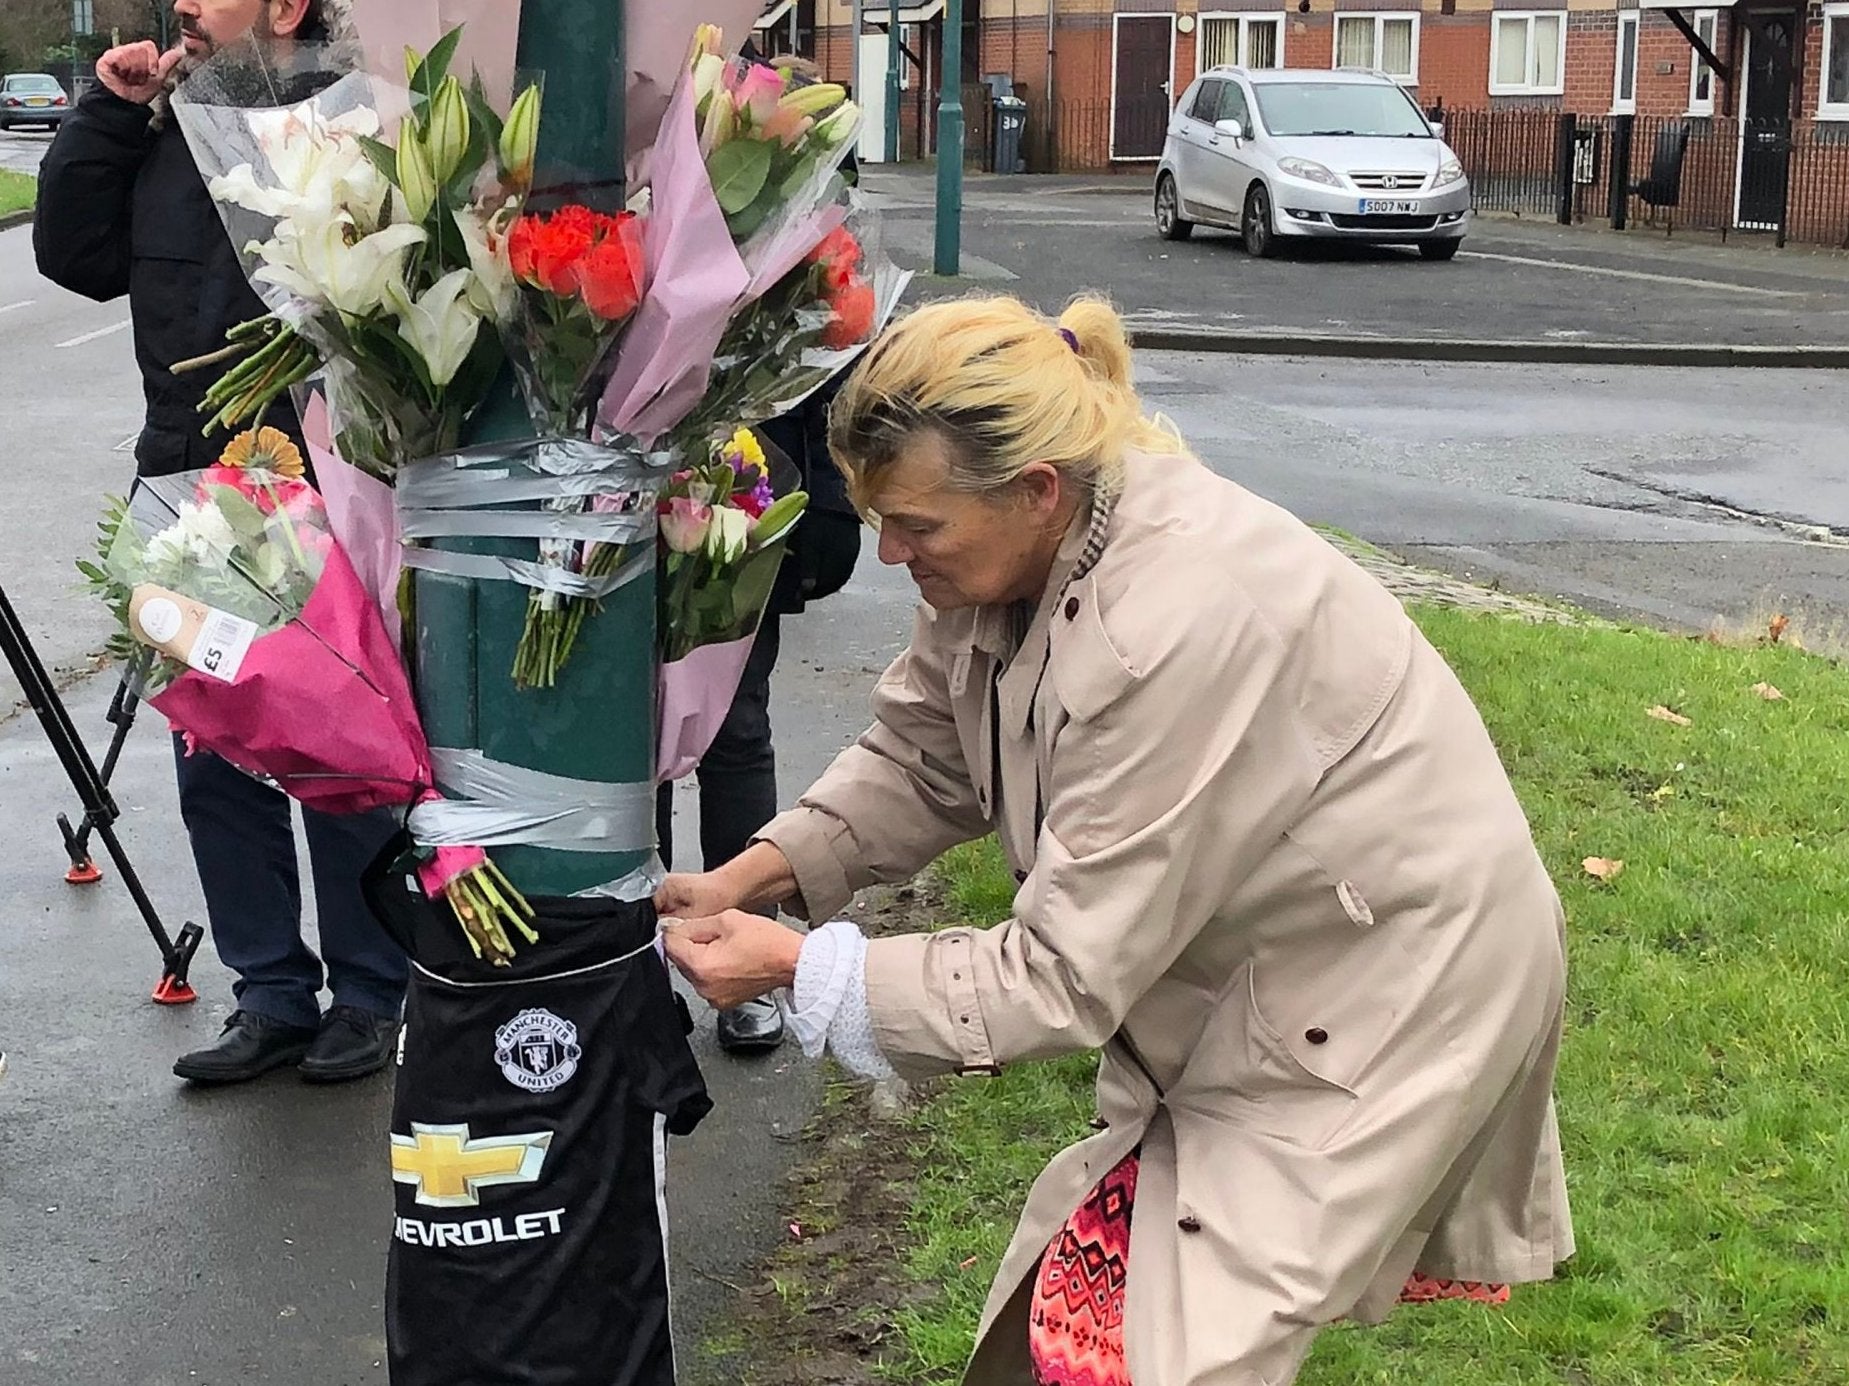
[827,295,1186,511]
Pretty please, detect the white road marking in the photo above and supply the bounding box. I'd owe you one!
[0,299,35,315]
[55,320,132,348]
[1459,250,1799,297]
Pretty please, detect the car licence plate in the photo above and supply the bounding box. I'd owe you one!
[26,97,50,106]
[1358,199,1418,215]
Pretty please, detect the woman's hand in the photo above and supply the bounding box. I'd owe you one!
[653,840,801,921]
[654,871,746,921]
[661,911,805,1012]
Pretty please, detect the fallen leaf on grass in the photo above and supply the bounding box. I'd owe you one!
[1647,706,1693,727]
[1582,857,1626,883]
[1648,784,1676,802]
[1751,682,1785,701]
[1767,614,1790,644]
[959,1256,980,1272]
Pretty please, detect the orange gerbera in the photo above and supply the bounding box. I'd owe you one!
[220,426,306,479]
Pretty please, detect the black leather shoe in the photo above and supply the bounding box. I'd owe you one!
[299,1005,400,1084]
[173,1010,317,1084]
[716,996,786,1055]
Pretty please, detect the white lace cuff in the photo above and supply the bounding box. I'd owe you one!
[780,919,897,1082]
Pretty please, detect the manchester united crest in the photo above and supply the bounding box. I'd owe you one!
[494,1008,582,1093]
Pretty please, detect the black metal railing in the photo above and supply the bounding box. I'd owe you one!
[1443,106,1849,249]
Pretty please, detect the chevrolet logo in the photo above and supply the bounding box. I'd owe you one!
[390,1123,552,1208]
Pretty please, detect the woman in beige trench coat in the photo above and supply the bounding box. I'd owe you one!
[661,295,1573,1385]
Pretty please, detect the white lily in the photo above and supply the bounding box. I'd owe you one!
[254,219,427,318]
[454,204,517,323]
[692,52,727,113]
[388,268,485,389]
[212,103,390,231]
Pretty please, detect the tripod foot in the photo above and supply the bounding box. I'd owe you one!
[151,922,206,1006]
[152,975,199,1006]
[64,859,104,885]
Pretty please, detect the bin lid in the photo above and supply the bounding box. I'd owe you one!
[995,95,1027,108]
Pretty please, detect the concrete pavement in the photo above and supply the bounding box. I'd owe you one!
[864,167,1849,350]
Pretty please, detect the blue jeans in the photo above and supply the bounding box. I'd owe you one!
[173,736,407,1028]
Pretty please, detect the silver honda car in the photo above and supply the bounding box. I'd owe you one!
[1155,67,1470,260]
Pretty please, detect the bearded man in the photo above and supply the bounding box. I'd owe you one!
[34,0,406,1086]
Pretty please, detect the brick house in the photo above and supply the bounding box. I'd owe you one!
[758,0,1848,242]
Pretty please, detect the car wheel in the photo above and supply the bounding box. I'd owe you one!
[1419,239,1462,262]
[1242,184,1277,259]
[1155,174,1194,242]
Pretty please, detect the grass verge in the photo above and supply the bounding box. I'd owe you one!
[0,171,37,219]
[889,607,1848,1383]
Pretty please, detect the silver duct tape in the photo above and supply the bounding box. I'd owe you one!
[408,749,657,854]
[400,547,653,599]
[571,856,667,904]
[397,440,676,511]
[398,508,656,544]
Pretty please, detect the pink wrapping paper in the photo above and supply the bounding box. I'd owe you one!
[153,545,428,813]
[303,391,402,646]
[656,635,758,783]
[151,544,487,895]
[624,0,768,180]
[348,0,523,104]
[599,70,751,443]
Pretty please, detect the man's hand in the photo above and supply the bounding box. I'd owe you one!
[95,41,183,105]
[661,911,805,1012]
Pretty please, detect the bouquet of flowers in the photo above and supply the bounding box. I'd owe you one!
[173,30,537,478]
[87,427,538,965]
[500,201,651,688]
[655,428,806,780]
[688,22,859,243]
[505,203,648,435]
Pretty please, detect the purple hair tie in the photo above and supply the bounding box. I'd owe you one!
[1058,327,1080,353]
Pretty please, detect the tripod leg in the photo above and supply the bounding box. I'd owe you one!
[2,585,193,997]
[94,819,202,1006]
[65,678,142,883]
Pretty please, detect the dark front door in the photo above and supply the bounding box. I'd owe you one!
[1112,15,1173,160]
[1738,13,1794,228]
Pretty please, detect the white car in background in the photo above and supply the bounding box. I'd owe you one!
[1155,68,1471,261]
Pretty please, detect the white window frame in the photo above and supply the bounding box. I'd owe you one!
[1197,12,1288,72]
[1822,4,1849,119]
[1612,11,1640,113]
[1687,9,1720,115]
[1490,11,1568,97]
[1331,11,1421,84]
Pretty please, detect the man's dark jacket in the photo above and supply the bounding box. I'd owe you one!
[35,86,295,478]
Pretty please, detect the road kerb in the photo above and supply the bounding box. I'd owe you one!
[1127,327,1849,369]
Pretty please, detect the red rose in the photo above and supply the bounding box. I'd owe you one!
[574,212,646,322]
[822,275,877,350]
[806,225,861,294]
[510,206,598,297]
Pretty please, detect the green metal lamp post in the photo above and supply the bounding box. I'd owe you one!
[933,0,964,276]
[418,0,657,900]
[886,0,902,163]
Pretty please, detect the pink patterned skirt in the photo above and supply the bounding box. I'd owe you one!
[1026,1152,1507,1385]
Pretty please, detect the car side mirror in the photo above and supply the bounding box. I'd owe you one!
[1214,118,1245,141]
[1430,119,1446,140]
